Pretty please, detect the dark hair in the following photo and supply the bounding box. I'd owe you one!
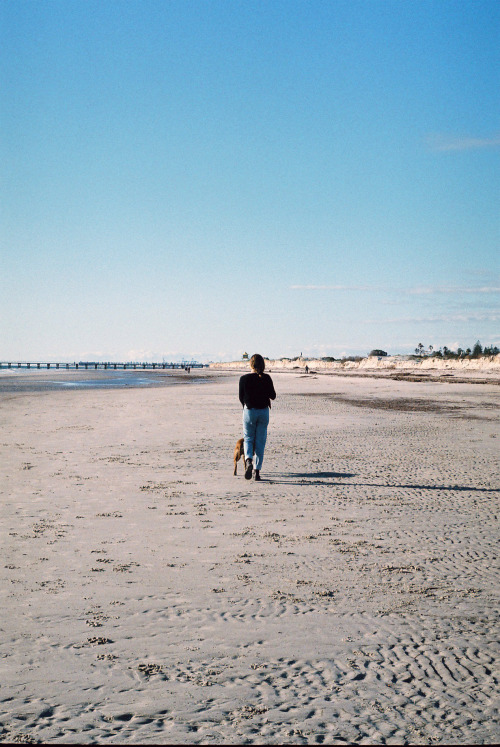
[250,353,265,375]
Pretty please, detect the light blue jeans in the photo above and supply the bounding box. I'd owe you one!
[242,406,270,470]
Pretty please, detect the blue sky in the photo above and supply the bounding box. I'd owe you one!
[1,0,499,362]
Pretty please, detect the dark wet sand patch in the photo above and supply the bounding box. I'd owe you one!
[297,393,498,419]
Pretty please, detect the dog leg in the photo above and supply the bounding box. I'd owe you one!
[234,439,244,476]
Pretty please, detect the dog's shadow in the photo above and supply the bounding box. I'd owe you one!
[261,471,355,485]
[289,471,353,479]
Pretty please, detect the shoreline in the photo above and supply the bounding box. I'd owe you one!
[0,368,219,393]
[2,355,499,388]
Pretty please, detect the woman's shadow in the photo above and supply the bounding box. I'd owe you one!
[261,471,499,492]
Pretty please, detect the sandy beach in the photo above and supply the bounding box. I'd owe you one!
[1,369,499,744]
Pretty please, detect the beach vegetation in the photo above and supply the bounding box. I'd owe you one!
[369,349,388,357]
[483,345,499,355]
[321,356,336,362]
[411,341,499,360]
[472,340,483,358]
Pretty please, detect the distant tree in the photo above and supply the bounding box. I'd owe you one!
[321,357,336,362]
[428,345,433,355]
[415,343,424,356]
[465,348,471,357]
[485,346,496,355]
[457,347,464,357]
[442,345,450,358]
[369,349,388,357]
[472,340,483,358]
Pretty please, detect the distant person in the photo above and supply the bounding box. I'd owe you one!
[239,353,276,481]
[305,365,309,374]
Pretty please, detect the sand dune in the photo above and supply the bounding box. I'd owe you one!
[1,371,499,744]
[211,354,500,385]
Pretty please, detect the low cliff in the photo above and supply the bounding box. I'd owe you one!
[210,354,500,373]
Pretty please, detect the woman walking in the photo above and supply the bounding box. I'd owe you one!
[239,354,276,481]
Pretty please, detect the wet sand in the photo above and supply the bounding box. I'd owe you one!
[1,370,499,744]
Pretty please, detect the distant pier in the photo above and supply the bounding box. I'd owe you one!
[0,361,206,371]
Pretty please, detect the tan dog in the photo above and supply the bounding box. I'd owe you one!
[233,437,245,476]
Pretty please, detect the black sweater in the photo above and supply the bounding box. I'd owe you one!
[239,372,276,409]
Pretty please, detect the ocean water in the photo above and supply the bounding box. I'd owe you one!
[0,370,208,393]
